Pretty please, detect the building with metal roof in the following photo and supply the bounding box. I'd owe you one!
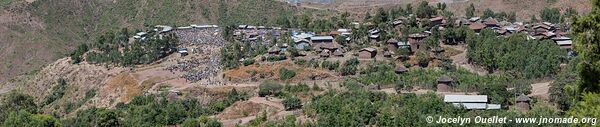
[310,36,334,41]
[443,95,501,110]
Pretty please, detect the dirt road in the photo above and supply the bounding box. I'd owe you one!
[446,45,488,76]
[530,81,552,100]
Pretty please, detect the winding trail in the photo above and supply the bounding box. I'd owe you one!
[445,44,488,76]
[218,97,295,127]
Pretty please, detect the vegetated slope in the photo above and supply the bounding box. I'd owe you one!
[0,0,305,83]
[4,57,127,116]
[304,0,590,20]
[443,0,591,19]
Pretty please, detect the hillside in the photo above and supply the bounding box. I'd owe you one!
[0,0,307,83]
[297,0,591,20]
[0,0,598,126]
[0,0,591,83]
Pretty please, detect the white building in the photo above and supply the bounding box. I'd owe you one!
[443,95,501,110]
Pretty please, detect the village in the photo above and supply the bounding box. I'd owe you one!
[121,10,574,119]
[2,0,599,126]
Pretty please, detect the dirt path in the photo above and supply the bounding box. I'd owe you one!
[218,97,288,127]
[248,97,284,110]
[0,83,15,94]
[444,45,488,76]
[530,81,552,100]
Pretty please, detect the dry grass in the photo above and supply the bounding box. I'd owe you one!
[103,72,140,102]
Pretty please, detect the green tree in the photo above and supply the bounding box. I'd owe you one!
[279,68,296,80]
[415,51,430,67]
[0,92,37,123]
[564,7,579,18]
[568,93,600,126]
[258,81,283,97]
[481,9,495,19]
[364,11,372,22]
[2,111,61,127]
[540,7,563,23]
[70,44,89,64]
[571,1,600,93]
[373,8,389,24]
[549,58,579,111]
[415,1,433,18]
[507,12,517,22]
[282,97,302,110]
[181,116,222,127]
[341,58,359,76]
[405,4,413,15]
[42,78,68,105]
[465,3,475,18]
[394,80,405,93]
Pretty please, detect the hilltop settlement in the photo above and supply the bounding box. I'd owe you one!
[1,1,597,127]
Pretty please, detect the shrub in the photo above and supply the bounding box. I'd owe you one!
[242,59,255,66]
[282,97,302,110]
[293,59,307,66]
[394,80,405,93]
[266,55,287,62]
[341,58,359,76]
[415,51,430,67]
[279,68,296,80]
[71,44,89,64]
[42,78,68,105]
[258,81,283,97]
[321,61,340,71]
[285,83,310,93]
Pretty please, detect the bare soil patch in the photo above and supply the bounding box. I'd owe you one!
[530,81,552,100]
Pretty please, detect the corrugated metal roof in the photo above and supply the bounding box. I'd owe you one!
[452,103,501,110]
[487,104,501,109]
[556,40,572,45]
[311,36,334,41]
[452,103,487,109]
[444,95,488,103]
[295,33,314,39]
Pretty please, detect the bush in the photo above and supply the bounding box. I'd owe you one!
[293,59,307,66]
[415,51,430,67]
[2,110,62,127]
[258,81,283,97]
[0,92,38,123]
[466,32,564,78]
[394,80,405,93]
[340,65,358,76]
[181,116,222,127]
[42,78,68,105]
[279,68,296,80]
[282,97,302,110]
[242,59,255,66]
[341,58,359,76]
[71,44,89,64]
[266,55,287,62]
[312,83,321,91]
[321,61,340,70]
[85,31,179,66]
[285,83,310,93]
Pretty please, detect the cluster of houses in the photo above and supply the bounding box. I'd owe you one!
[389,15,574,53]
[457,17,573,51]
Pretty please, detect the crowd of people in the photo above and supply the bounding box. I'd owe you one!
[174,28,225,46]
[163,28,225,83]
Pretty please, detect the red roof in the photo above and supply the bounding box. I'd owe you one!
[469,23,486,30]
[483,18,498,25]
[329,31,341,35]
[429,16,444,22]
